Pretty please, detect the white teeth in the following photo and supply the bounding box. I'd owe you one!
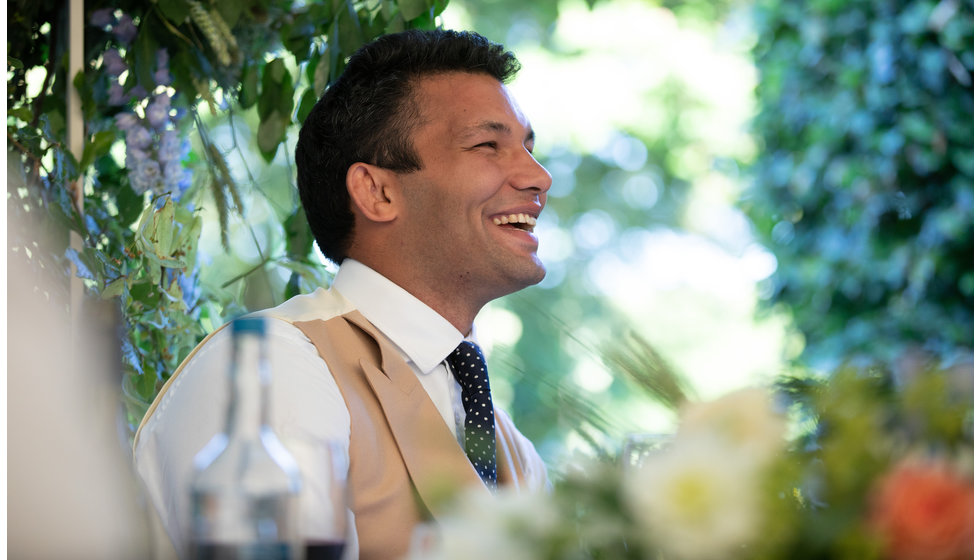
[494,213,537,227]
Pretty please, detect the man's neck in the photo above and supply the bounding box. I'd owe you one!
[342,257,485,334]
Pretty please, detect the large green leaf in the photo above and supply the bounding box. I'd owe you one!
[258,110,287,161]
[258,58,286,119]
[158,0,191,24]
[79,130,117,171]
[240,64,259,109]
[296,88,317,125]
[397,0,430,21]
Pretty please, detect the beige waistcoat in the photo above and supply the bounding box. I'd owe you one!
[294,311,536,560]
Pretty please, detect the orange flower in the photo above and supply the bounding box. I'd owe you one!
[868,459,973,560]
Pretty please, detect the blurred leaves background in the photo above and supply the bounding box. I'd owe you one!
[7,0,973,472]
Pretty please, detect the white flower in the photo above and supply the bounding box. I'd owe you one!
[625,435,761,560]
[409,487,560,560]
[676,387,786,464]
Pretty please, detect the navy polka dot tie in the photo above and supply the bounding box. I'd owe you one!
[447,341,497,488]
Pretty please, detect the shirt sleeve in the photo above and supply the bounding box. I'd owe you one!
[132,318,353,556]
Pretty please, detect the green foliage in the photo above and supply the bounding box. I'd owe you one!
[8,0,444,431]
[758,362,973,558]
[425,361,972,559]
[743,0,973,370]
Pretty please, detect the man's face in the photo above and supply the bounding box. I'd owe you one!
[395,71,552,304]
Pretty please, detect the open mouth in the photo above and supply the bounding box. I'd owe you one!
[493,213,537,232]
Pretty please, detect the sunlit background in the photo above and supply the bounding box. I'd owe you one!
[8,3,973,558]
[452,0,795,461]
[181,0,799,468]
[10,0,969,478]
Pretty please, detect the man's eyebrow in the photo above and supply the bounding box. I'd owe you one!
[459,120,537,144]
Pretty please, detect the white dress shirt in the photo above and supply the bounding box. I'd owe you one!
[133,260,545,559]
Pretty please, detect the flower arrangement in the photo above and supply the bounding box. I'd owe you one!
[410,348,973,560]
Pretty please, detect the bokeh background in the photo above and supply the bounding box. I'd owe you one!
[8,0,973,544]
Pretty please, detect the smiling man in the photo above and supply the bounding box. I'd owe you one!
[134,29,552,560]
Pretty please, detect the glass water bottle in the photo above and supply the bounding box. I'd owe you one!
[190,316,302,560]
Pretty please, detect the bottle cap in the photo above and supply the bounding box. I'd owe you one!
[232,316,266,334]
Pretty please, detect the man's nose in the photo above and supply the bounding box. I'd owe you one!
[513,150,552,195]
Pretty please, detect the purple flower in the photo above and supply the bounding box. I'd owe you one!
[125,147,150,167]
[102,49,127,77]
[130,158,162,194]
[162,161,187,192]
[158,129,182,163]
[125,126,153,151]
[90,8,115,28]
[154,49,172,86]
[115,112,140,131]
[129,84,148,100]
[112,14,138,44]
[146,95,171,130]
[108,82,126,105]
[154,68,173,87]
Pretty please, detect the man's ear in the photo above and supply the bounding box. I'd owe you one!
[347,162,399,223]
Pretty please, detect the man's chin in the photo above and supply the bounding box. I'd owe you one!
[520,259,547,288]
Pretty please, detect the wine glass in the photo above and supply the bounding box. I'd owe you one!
[294,439,349,560]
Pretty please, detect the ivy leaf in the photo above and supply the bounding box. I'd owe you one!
[132,21,158,91]
[296,88,317,124]
[258,110,286,161]
[284,272,302,301]
[431,0,449,17]
[174,205,203,265]
[397,0,430,21]
[278,67,295,116]
[284,207,314,259]
[80,130,117,171]
[313,47,331,95]
[241,64,259,109]
[72,71,97,123]
[8,106,32,122]
[153,199,176,259]
[258,58,286,120]
[102,276,129,300]
[65,247,96,281]
[214,0,243,27]
[158,0,191,24]
[130,280,162,309]
[336,1,365,56]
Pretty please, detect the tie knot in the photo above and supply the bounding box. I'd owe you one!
[448,341,490,393]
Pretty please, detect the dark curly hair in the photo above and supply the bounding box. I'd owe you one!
[295,29,522,265]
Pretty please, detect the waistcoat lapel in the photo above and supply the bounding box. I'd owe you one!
[338,311,487,512]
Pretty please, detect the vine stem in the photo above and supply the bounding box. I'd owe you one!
[6,130,49,180]
[220,255,273,289]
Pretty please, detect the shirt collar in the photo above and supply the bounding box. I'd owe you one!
[331,259,465,374]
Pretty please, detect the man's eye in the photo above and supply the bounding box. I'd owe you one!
[475,141,497,149]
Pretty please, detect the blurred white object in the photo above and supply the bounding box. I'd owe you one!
[7,158,152,558]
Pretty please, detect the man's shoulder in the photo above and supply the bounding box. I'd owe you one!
[254,285,355,324]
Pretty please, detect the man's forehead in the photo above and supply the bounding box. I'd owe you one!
[414,73,533,135]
